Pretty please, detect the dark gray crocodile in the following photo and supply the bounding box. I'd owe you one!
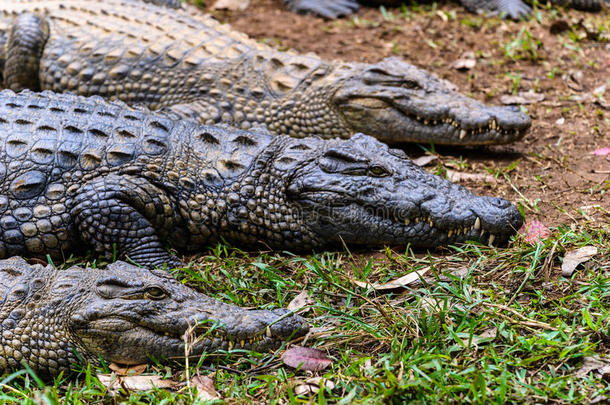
[0,90,523,268]
[0,256,307,379]
[0,0,530,146]
[284,0,605,20]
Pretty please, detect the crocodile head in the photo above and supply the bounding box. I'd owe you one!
[260,133,523,248]
[65,262,308,365]
[319,57,531,145]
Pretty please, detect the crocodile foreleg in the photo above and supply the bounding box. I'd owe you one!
[72,175,182,268]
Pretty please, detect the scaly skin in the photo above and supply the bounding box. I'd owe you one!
[0,256,308,379]
[284,0,605,20]
[0,90,523,268]
[0,0,530,146]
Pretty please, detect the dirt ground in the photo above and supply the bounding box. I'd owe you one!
[204,0,609,229]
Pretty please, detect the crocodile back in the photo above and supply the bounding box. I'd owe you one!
[0,0,329,125]
[0,90,188,257]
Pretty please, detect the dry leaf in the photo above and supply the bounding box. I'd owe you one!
[211,0,250,11]
[353,267,429,290]
[591,147,610,156]
[519,220,550,244]
[500,92,545,105]
[412,155,438,167]
[294,377,335,395]
[420,296,453,313]
[191,375,221,401]
[288,291,314,312]
[446,169,497,184]
[108,363,147,376]
[561,246,598,276]
[282,347,332,372]
[575,356,610,379]
[452,52,476,71]
[97,374,179,393]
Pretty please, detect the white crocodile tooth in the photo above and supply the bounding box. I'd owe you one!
[424,119,429,125]
[429,219,434,227]
[266,326,272,337]
[448,229,453,238]
[480,229,485,237]
[474,217,481,230]
[240,339,245,348]
[459,129,467,140]
[488,234,495,246]
[228,341,234,351]
[164,332,169,337]
[415,217,420,223]
[404,218,410,225]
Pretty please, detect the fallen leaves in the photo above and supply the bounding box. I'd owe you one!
[591,147,610,156]
[191,375,221,401]
[412,155,438,167]
[288,291,314,313]
[561,246,598,276]
[519,220,550,244]
[500,92,545,105]
[282,347,333,372]
[294,377,335,395]
[352,267,429,291]
[211,0,250,11]
[97,374,179,393]
[575,357,610,379]
[445,169,497,184]
[452,52,476,71]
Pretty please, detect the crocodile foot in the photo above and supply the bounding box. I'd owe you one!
[285,0,360,18]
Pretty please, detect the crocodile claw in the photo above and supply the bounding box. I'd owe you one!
[286,0,360,18]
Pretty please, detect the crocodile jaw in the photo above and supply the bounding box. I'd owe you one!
[330,57,531,146]
[286,133,523,248]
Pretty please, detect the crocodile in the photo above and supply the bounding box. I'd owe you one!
[0,0,531,146]
[0,256,307,379]
[284,0,605,20]
[0,90,523,268]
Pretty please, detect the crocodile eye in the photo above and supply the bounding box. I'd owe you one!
[368,165,391,177]
[145,287,167,300]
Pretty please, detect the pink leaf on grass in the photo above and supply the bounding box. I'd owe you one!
[282,347,332,372]
[519,220,550,244]
[591,147,610,156]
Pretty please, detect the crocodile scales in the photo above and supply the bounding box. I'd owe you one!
[0,90,522,268]
[0,256,307,378]
[0,0,530,146]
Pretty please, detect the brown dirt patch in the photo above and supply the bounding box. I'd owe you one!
[205,1,609,228]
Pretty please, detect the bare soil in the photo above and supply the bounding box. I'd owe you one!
[202,0,609,230]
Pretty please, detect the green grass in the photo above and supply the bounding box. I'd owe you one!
[1,223,609,403]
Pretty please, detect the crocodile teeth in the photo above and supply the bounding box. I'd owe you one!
[228,341,234,351]
[266,326,272,338]
[488,234,495,246]
[404,218,410,225]
[448,229,453,238]
[459,129,467,140]
[240,339,245,348]
[474,217,481,230]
